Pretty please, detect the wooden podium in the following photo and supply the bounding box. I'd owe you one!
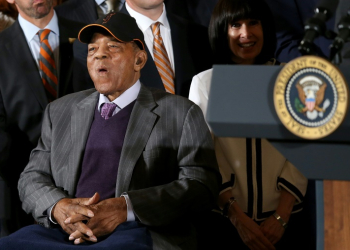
[207,64,350,250]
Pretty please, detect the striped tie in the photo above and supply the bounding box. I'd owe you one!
[38,29,58,101]
[151,22,175,94]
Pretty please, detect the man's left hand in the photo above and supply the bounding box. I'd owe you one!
[66,197,128,244]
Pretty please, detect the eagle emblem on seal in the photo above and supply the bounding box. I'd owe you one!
[295,75,330,120]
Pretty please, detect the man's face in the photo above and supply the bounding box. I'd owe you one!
[9,0,53,19]
[87,33,140,101]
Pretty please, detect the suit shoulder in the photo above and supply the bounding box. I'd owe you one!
[58,16,86,35]
[195,68,213,81]
[51,88,96,106]
[149,88,196,109]
[54,0,86,16]
[0,21,17,42]
[54,0,77,12]
[167,12,208,34]
[55,0,96,24]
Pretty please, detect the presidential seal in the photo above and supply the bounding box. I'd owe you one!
[274,56,348,140]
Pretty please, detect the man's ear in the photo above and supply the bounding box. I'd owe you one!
[134,50,147,72]
[6,0,15,4]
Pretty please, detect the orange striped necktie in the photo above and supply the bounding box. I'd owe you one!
[38,29,58,101]
[151,22,175,94]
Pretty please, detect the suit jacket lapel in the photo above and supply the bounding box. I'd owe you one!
[67,91,98,194]
[5,22,48,109]
[115,85,158,196]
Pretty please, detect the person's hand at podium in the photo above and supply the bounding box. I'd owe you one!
[260,189,295,245]
[220,189,275,250]
[259,216,285,245]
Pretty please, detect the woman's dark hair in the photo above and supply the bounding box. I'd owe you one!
[208,0,276,64]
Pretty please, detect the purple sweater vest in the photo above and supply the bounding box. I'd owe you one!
[75,101,135,200]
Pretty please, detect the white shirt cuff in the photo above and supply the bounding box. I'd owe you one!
[121,194,136,221]
[47,201,59,224]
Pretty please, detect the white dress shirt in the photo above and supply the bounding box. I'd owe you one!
[18,11,60,77]
[125,2,175,73]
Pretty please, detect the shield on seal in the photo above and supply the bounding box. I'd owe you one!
[305,97,315,111]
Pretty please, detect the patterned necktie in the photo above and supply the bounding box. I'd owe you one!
[151,22,175,94]
[101,103,117,120]
[38,29,58,101]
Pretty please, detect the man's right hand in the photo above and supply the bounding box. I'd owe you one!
[52,192,100,242]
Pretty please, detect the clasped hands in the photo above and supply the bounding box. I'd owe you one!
[52,192,127,244]
[229,204,286,250]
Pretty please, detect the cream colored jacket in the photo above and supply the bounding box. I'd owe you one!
[189,64,307,221]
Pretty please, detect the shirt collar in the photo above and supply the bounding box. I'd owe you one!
[18,10,59,43]
[98,80,141,110]
[125,2,169,33]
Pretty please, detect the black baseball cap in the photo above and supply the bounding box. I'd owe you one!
[78,12,145,50]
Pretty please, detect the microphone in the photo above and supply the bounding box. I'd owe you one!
[330,9,350,64]
[298,0,340,55]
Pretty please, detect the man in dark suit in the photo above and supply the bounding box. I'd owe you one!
[121,0,212,97]
[0,12,220,250]
[0,0,86,234]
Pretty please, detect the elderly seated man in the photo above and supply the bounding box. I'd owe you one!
[0,12,220,250]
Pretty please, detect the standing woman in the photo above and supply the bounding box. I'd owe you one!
[189,0,308,249]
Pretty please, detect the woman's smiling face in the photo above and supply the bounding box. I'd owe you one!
[227,19,264,65]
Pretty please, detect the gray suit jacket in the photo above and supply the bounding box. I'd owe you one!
[18,85,220,249]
